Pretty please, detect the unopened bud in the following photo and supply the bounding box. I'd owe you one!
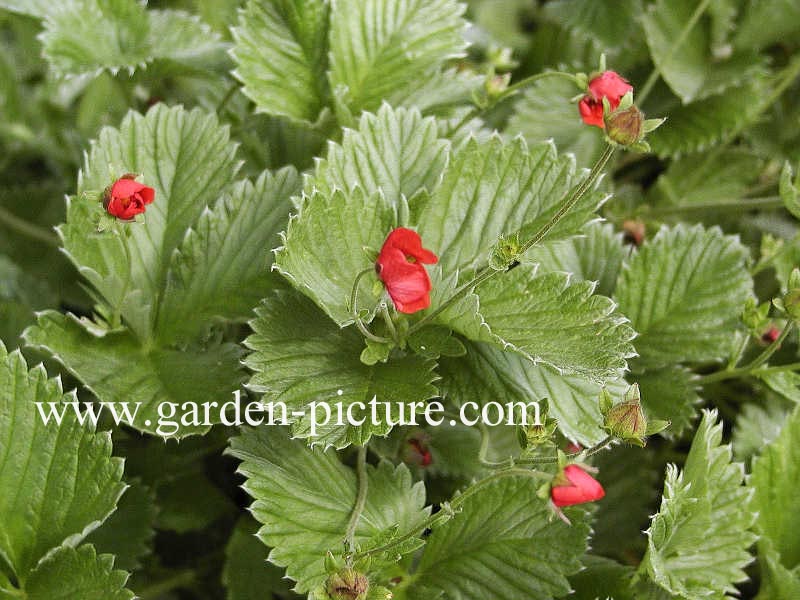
[326,568,369,600]
[605,105,644,147]
[489,233,522,271]
[602,384,647,446]
[485,73,511,99]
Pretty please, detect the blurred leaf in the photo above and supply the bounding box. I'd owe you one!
[634,365,701,438]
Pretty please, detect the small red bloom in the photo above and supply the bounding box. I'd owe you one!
[578,71,633,128]
[376,228,438,314]
[551,465,605,507]
[761,326,781,345]
[104,175,155,220]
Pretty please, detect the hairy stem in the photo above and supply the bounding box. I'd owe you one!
[345,445,369,559]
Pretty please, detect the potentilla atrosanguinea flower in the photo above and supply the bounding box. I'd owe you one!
[551,465,605,507]
[578,71,633,128]
[103,175,155,220]
[376,228,438,314]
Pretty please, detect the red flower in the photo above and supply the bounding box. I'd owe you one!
[104,175,155,220]
[578,71,633,128]
[376,228,438,314]
[551,465,605,507]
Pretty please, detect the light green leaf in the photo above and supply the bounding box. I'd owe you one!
[541,0,641,48]
[634,365,701,438]
[647,79,765,158]
[274,187,395,327]
[157,168,301,344]
[756,540,800,600]
[0,342,126,583]
[408,474,590,600]
[309,104,449,205]
[438,340,628,445]
[227,428,430,594]
[750,406,800,575]
[735,0,800,50]
[448,264,636,381]
[64,104,238,340]
[524,222,626,298]
[759,371,800,405]
[232,0,331,123]
[3,545,134,600]
[642,0,764,103]
[0,0,52,18]
[41,1,226,78]
[328,0,468,113]
[642,410,757,599]
[223,517,301,600]
[84,480,156,572]
[416,136,606,273]
[507,76,604,167]
[780,161,800,220]
[615,224,753,368]
[23,311,243,438]
[245,290,438,448]
[733,400,790,462]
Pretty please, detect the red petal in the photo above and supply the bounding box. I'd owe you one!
[551,465,605,507]
[382,227,438,264]
[579,97,605,128]
[138,185,155,204]
[110,178,145,199]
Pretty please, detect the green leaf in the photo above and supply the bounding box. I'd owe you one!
[65,104,238,340]
[84,480,156,572]
[0,0,51,17]
[780,161,800,220]
[614,224,753,368]
[0,341,126,583]
[733,399,790,462]
[542,0,641,48]
[642,410,757,599]
[23,311,243,438]
[642,0,765,103]
[245,290,438,448]
[735,0,800,51]
[155,472,234,533]
[224,517,301,600]
[438,340,628,445]
[157,168,301,343]
[756,539,800,600]
[634,365,701,438]
[1,545,134,600]
[0,254,57,346]
[309,104,449,205]
[524,222,626,298]
[507,76,605,168]
[647,79,765,157]
[415,136,606,273]
[232,0,331,123]
[759,371,800,405]
[328,0,468,113]
[569,555,636,600]
[227,428,430,594]
[408,473,590,600]
[275,187,395,327]
[451,264,636,381]
[41,1,226,78]
[750,406,800,575]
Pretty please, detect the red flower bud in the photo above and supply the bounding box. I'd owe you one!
[404,435,433,467]
[376,228,438,314]
[103,175,155,220]
[578,71,633,129]
[761,326,781,345]
[550,465,605,507]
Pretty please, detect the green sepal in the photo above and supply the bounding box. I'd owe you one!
[407,326,466,359]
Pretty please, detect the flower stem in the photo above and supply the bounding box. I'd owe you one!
[406,144,615,337]
[0,205,60,248]
[345,445,369,560]
[350,267,392,344]
[637,0,714,104]
[216,82,239,116]
[111,229,133,329]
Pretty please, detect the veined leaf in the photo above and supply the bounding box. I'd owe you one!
[157,168,301,344]
[65,104,238,340]
[507,75,605,167]
[642,0,764,103]
[541,0,642,49]
[408,473,590,600]
[244,289,438,448]
[23,311,243,438]
[733,400,790,462]
[328,0,468,113]
[309,104,449,206]
[524,222,626,298]
[438,340,628,445]
[750,406,800,578]
[614,224,753,368]
[274,187,395,327]
[634,365,701,438]
[41,1,226,78]
[4,545,134,600]
[227,428,430,594]
[569,555,637,600]
[415,136,606,273]
[232,0,331,123]
[0,341,125,584]
[642,410,756,598]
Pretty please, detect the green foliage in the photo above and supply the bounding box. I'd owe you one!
[228,428,430,594]
[634,365,701,438]
[735,0,800,50]
[642,411,757,598]
[615,225,753,368]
